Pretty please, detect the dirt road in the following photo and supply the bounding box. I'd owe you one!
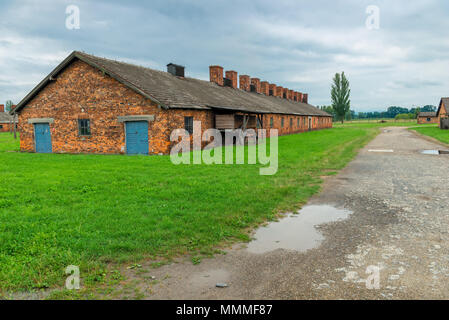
[128,127,449,299]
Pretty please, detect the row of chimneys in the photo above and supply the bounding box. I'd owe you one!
[209,65,308,104]
[166,63,308,104]
[0,104,16,113]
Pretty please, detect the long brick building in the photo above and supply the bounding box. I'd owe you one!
[12,51,332,154]
[0,104,16,132]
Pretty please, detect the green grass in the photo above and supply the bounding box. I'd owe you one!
[333,120,417,128]
[410,126,449,145]
[0,132,20,152]
[0,127,377,294]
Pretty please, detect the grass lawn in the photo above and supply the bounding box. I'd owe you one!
[333,120,418,128]
[410,126,449,145]
[0,127,377,295]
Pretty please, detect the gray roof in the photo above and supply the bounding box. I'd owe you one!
[0,112,13,123]
[418,112,437,117]
[13,51,331,117]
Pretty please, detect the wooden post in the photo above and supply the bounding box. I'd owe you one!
[13,112,17,139]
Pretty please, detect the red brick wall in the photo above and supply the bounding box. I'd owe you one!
[417,116,438,124]
[18,59,214,155]
[17,59,332,155]
[0,123,16,132]
[262,114,332,137]
[439,102,448,128]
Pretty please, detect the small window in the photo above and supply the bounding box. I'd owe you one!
[297,118,299,126]
[78,119,91,136]
[0,125,3,129]
[290,118,293,127]
[270,117,274,128]
[184,116,193,134]
[427,118,431,122]
[281,118,284,128]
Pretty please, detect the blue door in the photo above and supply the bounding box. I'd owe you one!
[125,121,149,155]
[34,123,52,153]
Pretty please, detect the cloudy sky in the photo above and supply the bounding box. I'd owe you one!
[1,0,448,111]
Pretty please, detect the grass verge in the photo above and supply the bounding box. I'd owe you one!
[409,126,449,145]
[0,127,377,297]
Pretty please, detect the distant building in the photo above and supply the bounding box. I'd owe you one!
[0,104,16,132]
[437,98,449,129]
[417,111,438,124]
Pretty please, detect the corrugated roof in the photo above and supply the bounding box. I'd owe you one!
[13,51,331,117]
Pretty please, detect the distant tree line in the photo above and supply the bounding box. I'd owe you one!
[318,105,437,121]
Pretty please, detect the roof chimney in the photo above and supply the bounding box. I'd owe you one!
[303,93,308,104]
[0,104,4,113]
[261,81,270,96]
[239,75,251,91]
[297,92,303,102]
[209,65,224,86]
[167,63,185,77]
[276,86,283,98]
[250,78,261,93]
[288,90,294,101]
[269,84,277,96]
[225,70,238,89]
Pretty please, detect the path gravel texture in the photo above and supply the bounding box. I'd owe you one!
[128,127,449,300]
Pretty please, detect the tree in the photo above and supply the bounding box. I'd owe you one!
[319,105,337,121]
[421,105,436,113]
[5,100,13,112]
[414,107,420,119]
[331,72,351,123]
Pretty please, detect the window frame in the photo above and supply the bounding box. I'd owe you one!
[78,119,91,136]
[270,117,274,128]
[184,116,194,134]
[281,118,284,128]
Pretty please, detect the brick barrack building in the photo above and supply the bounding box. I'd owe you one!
[0,104,16,132]
[12,51,332,155]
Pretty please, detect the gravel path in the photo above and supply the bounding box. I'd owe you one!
[128,127,449,300]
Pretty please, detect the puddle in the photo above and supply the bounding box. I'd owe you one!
[246,205,352,254]
[421,150,449,155]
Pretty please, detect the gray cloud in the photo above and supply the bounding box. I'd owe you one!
[1,0,448,111]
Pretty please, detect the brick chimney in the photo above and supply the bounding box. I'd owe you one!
[239,75,251,91]
[292,91,297,102]
[251,78,261,93]
[0,104,4,113]
[276,86,283,98]
[209,65,224,86]
[303,93,308,104]
[269,84,277,96]
[225,70,238,89]
[288,90,294,100]
[261,81,270,96]
[298,92,303,103]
